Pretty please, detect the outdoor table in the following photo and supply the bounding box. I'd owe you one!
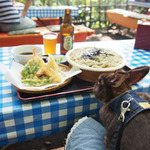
[16,6,79,18]
[16,5,79,24]
[0,39,150,146]
[128,0,150,8]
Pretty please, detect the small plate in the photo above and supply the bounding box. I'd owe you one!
[53,54,67,64]
[42,55,67,64]
[13,64,73,94]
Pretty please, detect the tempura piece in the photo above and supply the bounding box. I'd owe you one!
[47,54,64,75]
[21,48,63,87]
[33,48,62,83]
[22,76,53,87]
[21,58,40,79]
[35,64,62,83]
[33,48,45,68]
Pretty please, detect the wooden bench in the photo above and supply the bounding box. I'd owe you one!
[106,9,150,29]
[0,25,95,47]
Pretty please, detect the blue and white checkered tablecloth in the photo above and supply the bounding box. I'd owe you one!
[128,0,150,8]
[16,6,79,18]
[0,39,150,146]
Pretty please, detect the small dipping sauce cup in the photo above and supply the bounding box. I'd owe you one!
[12,45,43,65]
[43,32,58,55]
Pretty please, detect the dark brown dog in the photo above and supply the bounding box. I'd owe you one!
[93,66,150,150]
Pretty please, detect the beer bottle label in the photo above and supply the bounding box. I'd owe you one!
[63,36,73,50]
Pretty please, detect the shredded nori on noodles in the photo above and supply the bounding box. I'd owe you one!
[81,47,114,60]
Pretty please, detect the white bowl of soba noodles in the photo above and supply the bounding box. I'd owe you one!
[66,47,126,82]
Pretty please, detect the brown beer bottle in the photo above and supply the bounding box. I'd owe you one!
[60,9,74,54]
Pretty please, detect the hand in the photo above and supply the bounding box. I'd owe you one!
[20,10,26,18]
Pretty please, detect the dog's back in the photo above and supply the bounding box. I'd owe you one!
[93,66,150,150]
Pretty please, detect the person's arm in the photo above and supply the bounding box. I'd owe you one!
[20,0,32,17]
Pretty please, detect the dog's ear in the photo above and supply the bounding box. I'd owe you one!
[110,72,129,87]
[126,66,149,85]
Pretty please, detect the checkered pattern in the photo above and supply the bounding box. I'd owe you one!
[128,1,150,8]
[0,39,150,146]
[17,6,79,18]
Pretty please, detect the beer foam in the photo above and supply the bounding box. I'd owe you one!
[44,34,57,39]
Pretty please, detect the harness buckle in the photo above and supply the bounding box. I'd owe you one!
[119,100,131,122]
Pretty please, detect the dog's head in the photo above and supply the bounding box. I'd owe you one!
[93,66,149,103]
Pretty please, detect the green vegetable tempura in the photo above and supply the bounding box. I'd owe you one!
[20,59,52,87]
[21,60,40,79]
[21,76,53,87]
[20,49,63,87]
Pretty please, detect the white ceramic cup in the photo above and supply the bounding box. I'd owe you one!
[12,45,43,65]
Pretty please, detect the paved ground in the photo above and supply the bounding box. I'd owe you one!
[1,132,68,150]
[86,28,136,41]
[1,27,136,150]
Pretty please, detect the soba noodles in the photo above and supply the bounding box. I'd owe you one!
[69,47,123,69]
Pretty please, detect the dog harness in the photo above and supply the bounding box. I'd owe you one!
[108,90,150,150]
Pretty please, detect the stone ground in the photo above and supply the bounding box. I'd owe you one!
[0,27,136,150]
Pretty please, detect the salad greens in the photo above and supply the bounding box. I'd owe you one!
[54,55,66,63]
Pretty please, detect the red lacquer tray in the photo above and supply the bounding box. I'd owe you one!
[17,77,94,101]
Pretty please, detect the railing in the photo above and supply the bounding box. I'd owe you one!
[29,0,130,28]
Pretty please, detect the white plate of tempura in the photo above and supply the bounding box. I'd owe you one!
[3,48,81,94]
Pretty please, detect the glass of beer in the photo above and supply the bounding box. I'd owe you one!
[43,32,58,55]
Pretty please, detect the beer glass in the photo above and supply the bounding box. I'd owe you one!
[43,32,58,55]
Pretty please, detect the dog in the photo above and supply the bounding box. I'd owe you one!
[93,66,150,150]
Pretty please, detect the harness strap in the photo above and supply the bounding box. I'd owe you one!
[109,120,124,150]
[108,90,150,150]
